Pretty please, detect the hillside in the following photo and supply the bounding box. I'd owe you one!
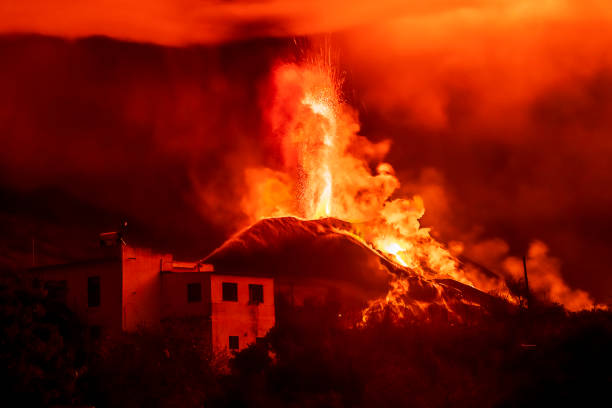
[204,217,510,321]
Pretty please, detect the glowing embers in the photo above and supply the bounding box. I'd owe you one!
[376,239,409,267]
[298,78,338,219]
[302,93,337,147]
[246,59,518,321]
[316,165,332,217]
[302,93,336,218]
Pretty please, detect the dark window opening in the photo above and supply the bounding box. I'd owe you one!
[88,276,101,307]
[249,284,264,304]
[45,280,67,303]
[256,337,266,345]
[222,282,238,302]
[187,283,202,303]
[229,335,239,350]
[90,325,102,340]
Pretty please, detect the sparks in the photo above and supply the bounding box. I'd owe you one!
[246,58,522,320]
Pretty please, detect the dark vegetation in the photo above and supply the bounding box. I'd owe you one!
[0,272,87,407]
[1,271,611,407]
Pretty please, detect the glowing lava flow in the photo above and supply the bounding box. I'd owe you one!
[239,58,504,321]
[319,165,332,217]
[265,62,469,283]
[233,53,607,319]
[301,94,336,218]
[230,52,606,319]
[377,241,409,267]
[301,84,338,218]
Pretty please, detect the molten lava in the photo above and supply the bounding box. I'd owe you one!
[232,55,602,320]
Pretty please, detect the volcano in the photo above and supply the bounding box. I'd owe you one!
[203,217,510,323]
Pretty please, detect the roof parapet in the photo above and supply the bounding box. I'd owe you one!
[160,260,214,273]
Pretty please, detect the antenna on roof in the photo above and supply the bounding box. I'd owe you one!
[99,221,128,247]
[120,220,128,245]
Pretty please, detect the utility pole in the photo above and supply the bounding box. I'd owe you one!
[523,255,530,309]
[32,238,36,267]
[519,254,536,349]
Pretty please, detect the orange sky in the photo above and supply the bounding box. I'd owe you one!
[1,1,612,303]
[0,1,608,44]
[4,1,612,131]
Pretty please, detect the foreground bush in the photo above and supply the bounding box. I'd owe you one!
[2,272,610,407]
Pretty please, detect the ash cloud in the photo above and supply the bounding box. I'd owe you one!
[336,6,612,302]
[1,1,612,304]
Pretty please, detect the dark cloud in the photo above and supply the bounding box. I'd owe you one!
[0,35,291,266]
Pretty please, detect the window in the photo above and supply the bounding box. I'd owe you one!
[90,325,102,340]
[88,276,101,307]
[45,280,67,303]
[187,283,202,303]
[249,284,264,304]
[229,335,239,350]
[222,282,238,302]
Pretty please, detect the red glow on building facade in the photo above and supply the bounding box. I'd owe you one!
[28,235,275,353]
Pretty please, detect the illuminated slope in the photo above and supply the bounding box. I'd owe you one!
[203,216,510,323]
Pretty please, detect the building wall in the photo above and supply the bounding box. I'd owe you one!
[210,274,275,352]
[161,272,212,319]
[122,246,167,331]
[28,244,277,351]
[30,259,123,334]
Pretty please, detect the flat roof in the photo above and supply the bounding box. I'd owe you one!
[161,261,214,273]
